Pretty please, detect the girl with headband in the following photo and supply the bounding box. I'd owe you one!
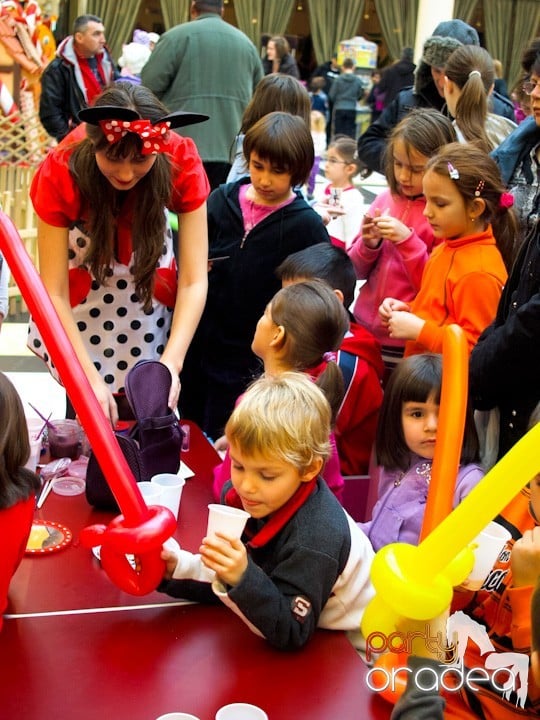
[28,83,210,426]
[379,142,516,357]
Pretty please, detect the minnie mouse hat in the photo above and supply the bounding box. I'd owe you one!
[77,106,209,128]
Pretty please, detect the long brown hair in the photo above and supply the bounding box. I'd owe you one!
[444,45,495,153]
[0,373,40,508]
[70,83,173,311]
[425,142,519,270]
[240,73,310,134]
[384,108,456,196]
[375,354,479,471]
[269,279,348,424]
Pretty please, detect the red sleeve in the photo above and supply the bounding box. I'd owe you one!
[30,143,82,227]
[166,133,210,214]
[0,497,36,629]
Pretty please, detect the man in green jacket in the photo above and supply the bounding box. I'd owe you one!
[141,0,263,189]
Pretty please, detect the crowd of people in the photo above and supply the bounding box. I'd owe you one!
[2,2,540,717]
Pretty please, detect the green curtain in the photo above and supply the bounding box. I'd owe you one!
[234,0,262,45]
[374,0,419,60]
[505,0,540,89]
[453,0,478,24]
[308,0,366,66]
[159,0,191,30]
[86,0,143,62]
[261,0,295,37]
[483,0,514,90]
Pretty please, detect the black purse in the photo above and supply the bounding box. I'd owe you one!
[85,360,183,511]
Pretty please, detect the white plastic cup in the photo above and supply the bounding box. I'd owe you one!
[206,504,250,539]
[465,520,512,590]
[138,481,162,506]
[26,417,45,440]
[24,437,42,471]
[215,703,268,720]
[155,714,201,720]
[151,473,186,519]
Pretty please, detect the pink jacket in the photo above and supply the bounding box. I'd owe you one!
[347,189,439,348]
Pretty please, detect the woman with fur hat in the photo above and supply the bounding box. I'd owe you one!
[357,19,516,175]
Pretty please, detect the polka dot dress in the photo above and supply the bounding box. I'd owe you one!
[28,220,176,394]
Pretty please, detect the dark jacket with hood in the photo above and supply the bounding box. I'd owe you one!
[39,35,115,141]
[379,58,416,108]
[199,178,330,380]
[263,53,299,79]
[469,221,540,457]
[357,50,516,175]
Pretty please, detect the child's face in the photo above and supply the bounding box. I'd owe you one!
[95,150,157,191]
[402,392,439,460]
[422,169,480,240]
[251,301,278,361]
[392,139,428,197]
[324,147,352,186]
[248,151,294,205]
[228,441,321,519]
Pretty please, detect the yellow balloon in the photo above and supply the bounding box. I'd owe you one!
[361,423,540,639]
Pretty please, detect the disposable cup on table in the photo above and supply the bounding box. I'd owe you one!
[155,713,201,720]
[215,703,269,720]
[26,417,45,440]
[137,481,162,507]
[206,503,250,540]
[151,473,186,519]
[463,520,512,591]
[24,437,42,472]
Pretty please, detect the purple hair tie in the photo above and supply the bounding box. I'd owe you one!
[323,351,337,363]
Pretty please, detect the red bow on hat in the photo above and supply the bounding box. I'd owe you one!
[99,119,170,155]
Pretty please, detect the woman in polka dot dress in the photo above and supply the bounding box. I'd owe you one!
[28,83,210,425]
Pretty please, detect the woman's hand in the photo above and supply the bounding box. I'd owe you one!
[88,375,119,427]
[159,359,180,411]
[200,532,248,586]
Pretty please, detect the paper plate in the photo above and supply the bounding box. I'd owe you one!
[25,520,72,555]
[52,476,86,496]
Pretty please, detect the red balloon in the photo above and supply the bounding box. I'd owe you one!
[0,211,172,594]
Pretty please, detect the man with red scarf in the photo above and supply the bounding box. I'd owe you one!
[39,14,116,141]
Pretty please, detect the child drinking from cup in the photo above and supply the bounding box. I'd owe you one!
[379,142,516,357]
[159,372,374,650]
[212,278,349,502]
[0,372,41,630]
[348,109,456,378]
[359,353,483,551]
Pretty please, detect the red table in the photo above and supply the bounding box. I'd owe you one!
[2,422,389,720]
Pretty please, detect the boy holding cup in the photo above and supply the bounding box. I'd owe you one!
[159,372,374,650]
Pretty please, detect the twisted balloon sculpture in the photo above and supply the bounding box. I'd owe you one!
[0,211,176,595]
[363,324,540,701]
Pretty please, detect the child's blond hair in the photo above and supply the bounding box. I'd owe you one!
[225,372,331,473]
[310,109,326,133]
